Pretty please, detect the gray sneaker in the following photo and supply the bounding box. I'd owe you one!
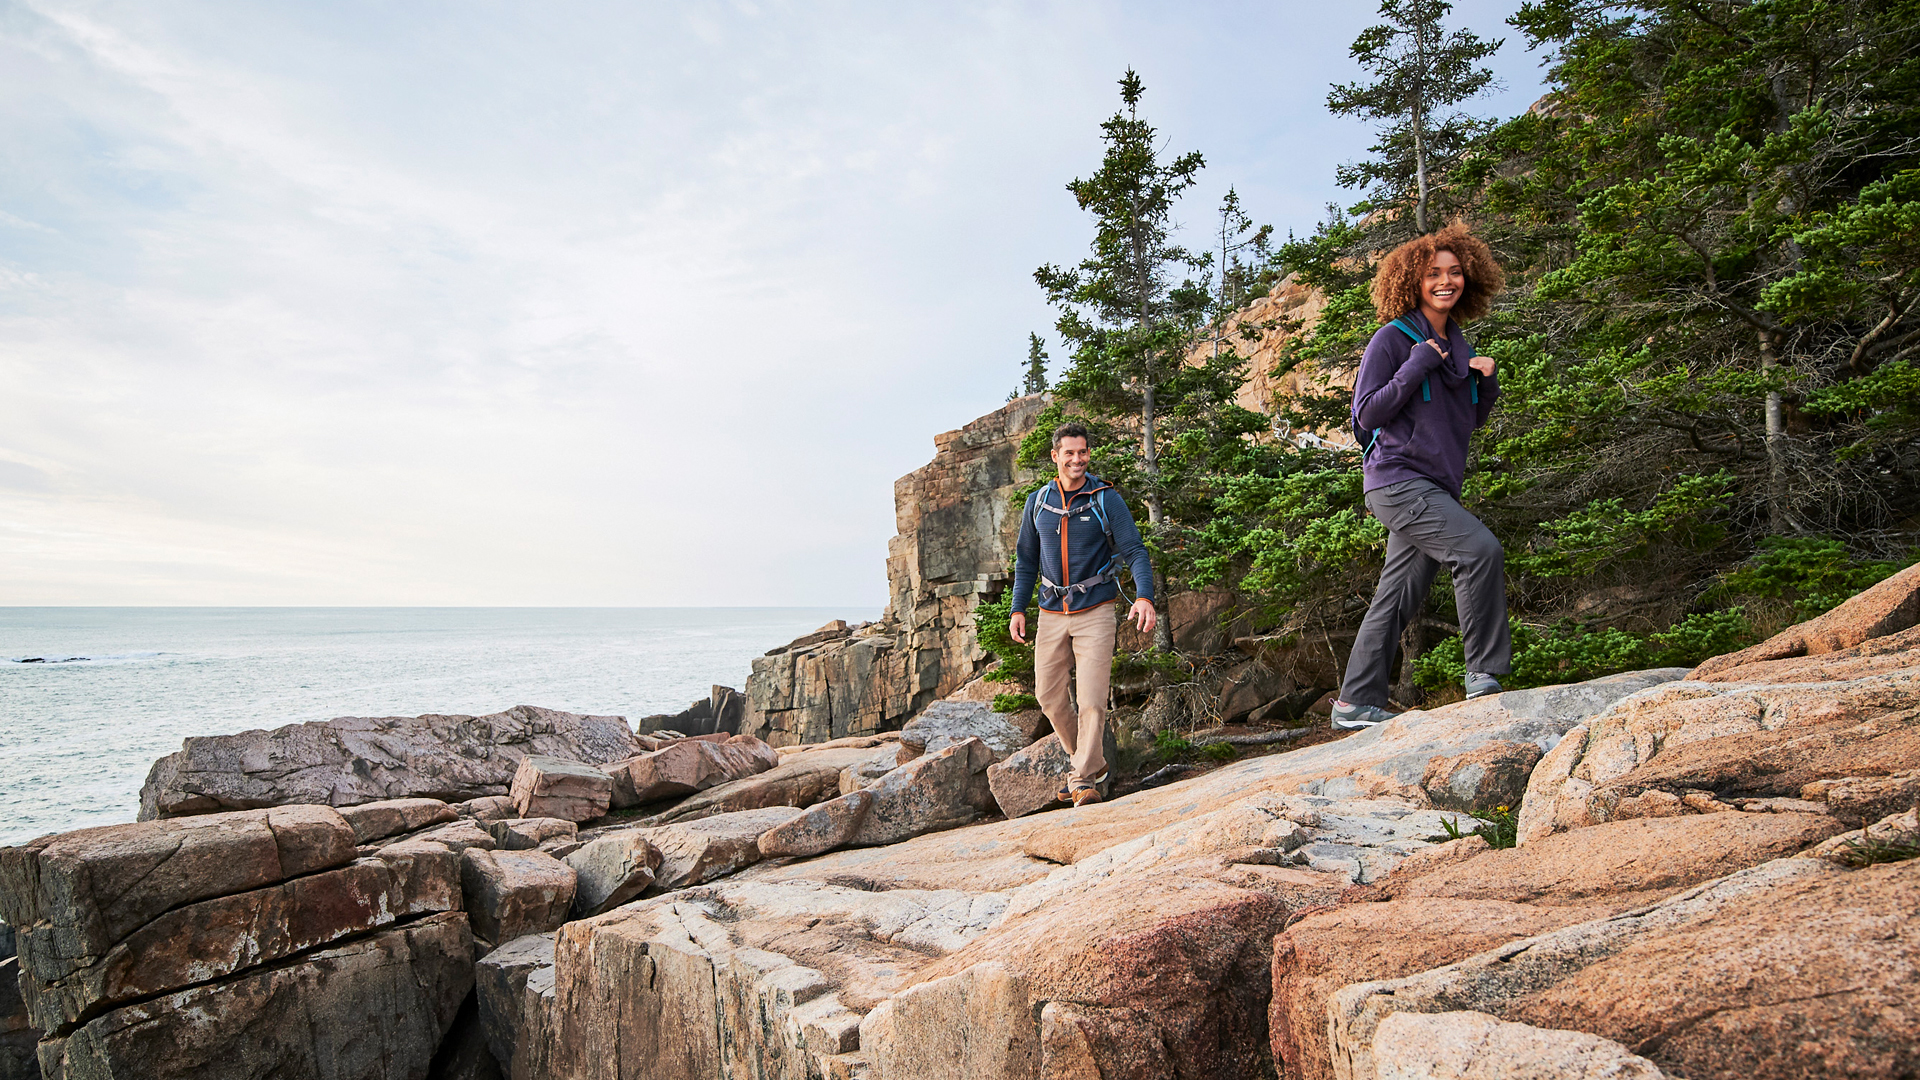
[1465,672,1504,699]
[1330,701,1397,730]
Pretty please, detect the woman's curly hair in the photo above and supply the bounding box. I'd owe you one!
[1370,223,1505,324]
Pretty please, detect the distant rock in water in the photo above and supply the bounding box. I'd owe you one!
[139,705,645,821]
[10,656,89,664]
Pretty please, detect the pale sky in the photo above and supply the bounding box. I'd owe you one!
[0,1,1547,607]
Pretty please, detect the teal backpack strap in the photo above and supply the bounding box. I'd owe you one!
[1389,318,1433,401]
[1088,488,1136,604]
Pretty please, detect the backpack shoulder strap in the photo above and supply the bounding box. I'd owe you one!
[1387,319,1436,401]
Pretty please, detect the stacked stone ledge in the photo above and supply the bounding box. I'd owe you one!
[0,804,474,1079]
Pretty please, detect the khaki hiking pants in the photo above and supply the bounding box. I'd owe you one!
[1034,604,1116,791]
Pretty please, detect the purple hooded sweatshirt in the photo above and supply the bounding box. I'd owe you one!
[1353,310,1500,500]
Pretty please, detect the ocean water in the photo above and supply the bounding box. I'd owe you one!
[0,607,874,847]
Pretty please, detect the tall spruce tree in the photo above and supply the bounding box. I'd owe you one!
[1021,333,1050,396]
[1035,70,1211,650]
[1327,0,1502,234]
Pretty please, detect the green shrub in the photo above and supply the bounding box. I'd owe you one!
[1152,729,1193,757]
[992,692,1040,713]
[1112,648,1191,683]
[1712,535,1907,620]
[1415,609,1755,691]
[973,589,1033,683]
[1199,741,1238,762]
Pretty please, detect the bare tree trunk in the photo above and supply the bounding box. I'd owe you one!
[1394,621,1427,708]
[1140,380,1175,651]
[1412,16,1430,234]
[1412,104,1430,234]
[1760,328,1790,533]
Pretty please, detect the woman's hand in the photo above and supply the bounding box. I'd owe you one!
[1469,354,1495,377]
[1009,610,1026,644]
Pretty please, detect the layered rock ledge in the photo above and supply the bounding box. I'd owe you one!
[7,548,1916,1080]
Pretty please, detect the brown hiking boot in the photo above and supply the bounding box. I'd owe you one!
[1072,787,1103,807]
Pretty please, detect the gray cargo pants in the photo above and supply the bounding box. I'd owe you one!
[1342,477,1512,707]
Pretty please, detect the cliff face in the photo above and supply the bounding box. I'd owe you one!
[742,395,1047,746]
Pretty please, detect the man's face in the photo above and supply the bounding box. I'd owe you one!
[1051,436,1090,482]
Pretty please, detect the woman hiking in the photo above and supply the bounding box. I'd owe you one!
[1330,223,1512,730]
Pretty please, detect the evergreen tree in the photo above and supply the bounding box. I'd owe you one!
[1196,0,1920,696]
[1035,70,1210,648]
[1210,188,1278,360]
[1327,0,1503,235]
[1021,333,1050,396]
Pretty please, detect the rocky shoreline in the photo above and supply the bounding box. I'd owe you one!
[3,404,1917,1079]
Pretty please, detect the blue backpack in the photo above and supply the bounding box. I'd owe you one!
[1027,480,1136,606]
[1353,318,1480,458]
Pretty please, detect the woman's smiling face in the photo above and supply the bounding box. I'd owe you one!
[1422,248,1466,317]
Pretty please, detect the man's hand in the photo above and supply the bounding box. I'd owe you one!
[1129,598,1157,634]
[1469,354,1495,377]
[1010,610,1026,644]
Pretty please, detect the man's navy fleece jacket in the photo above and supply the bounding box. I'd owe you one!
[1353,311,1500,500]
[1011,476,1155,615]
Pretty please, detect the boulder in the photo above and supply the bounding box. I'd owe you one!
[475,932,556,1080]
[1169,587,1245,656]
[1372,1011,1668,1080]
[0,805,356,964]
[600,734,780,809]
[545,879,1006,1080]
[628,806,806,891]
[367,837,464,914]
[984,729,1117,820]
[1217,660,1288,723]
[1807,769,1920,824]
[1420,740,1541,815]
[648,743,903,825]
[1328,857,1920,1080]
[1690,560,1920,679]
[1518,672,1920,844]
[1379,811,1848,910]
[16,854,451,1033]
[1694,623,1920,685]
[139,705,643,819]
[336,797,457,844]
[406,820,498,853]
[859,962,1039,1079]
[564,833,663,918]
[896,701,1031,763]
[757,738,995,858]
[837,745,907,795]
[1272,898,1611,1080]
[53,911,472,1080]
[508,755,613,822]
[453,795,520,822]
[460,849,577,947]
[487,818,576,851]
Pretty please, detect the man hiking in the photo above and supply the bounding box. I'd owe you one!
[1332,223,1512,730]
[1009,422,1158,806]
